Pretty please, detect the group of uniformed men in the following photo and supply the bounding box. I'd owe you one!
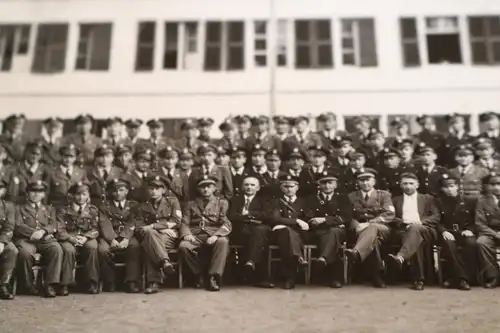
[0,111,500,299]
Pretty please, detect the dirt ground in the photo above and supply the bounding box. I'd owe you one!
[0,285,499,333]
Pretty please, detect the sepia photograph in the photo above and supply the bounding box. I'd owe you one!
[0,0,500,332]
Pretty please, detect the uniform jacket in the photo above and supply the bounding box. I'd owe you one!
[136,137,175,154]
[348,189,395,229]
[56,204,99,241]
[98,200,139,242]
[0,200,15,244]
[478,132,500,154]
[180,196,232,237]
[339,167,363,195]
[414,165,448,196]
[228,194,269,227]
[268,196,309,229]
[15,203,57,240]
[123,169,152,203]
[39,135,64,166]
[298,165,331,197]
[351,131,371,150]
[377,167,405,197]
[475,194,500,240]
[173,137,205,157]
[329,156,351,172]
[391,193,440,228]
[439,132,475,167]
[158,167,190,203]
[136,196,182,230]
[415,130,444,151]
[250,170,287,199]
[189,164,233,201]
[6,162,51,203]
[448,165,489,199]
[364,147,386,172]
[474,158,500,174]
[283,132,322,152]
[0,133,31,163]
[86,166,123,203]
[215,136,239,151]
[305,192,352,229]
[230,167,251,197]
[47,165,87,205]
[63,133,102,166]
[102,137,129,151]
[243,133,282,153]
[316,130,347,156]
[436,195,476,235]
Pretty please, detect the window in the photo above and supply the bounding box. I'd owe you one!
[183,22,199,70]
[32,23,68,73]
[294,20,332,69]
[75,23,112,71]
[468,16,500,65]
[341,19,377,67]
[204,21,245,71]
[163,22,200,70]
[425,17,462,64]
[400,18,420,67]
[254,20,267,67]
[135,21,156,71]
[277,19,287,67]
[0,24,31,72]
[164,22,178,69]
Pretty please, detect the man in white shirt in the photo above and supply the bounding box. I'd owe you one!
[388,172,440,291]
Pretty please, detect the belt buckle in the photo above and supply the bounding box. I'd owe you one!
[452,224,459,232]
[200,217,206,229]
[118,225,124,233]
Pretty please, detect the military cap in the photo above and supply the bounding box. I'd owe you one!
[197,174,218,186]
[179,148,194,160]
[347,150,366,160]
[146,175,166,187]
[393,138,414,149]
[381,147,401,159]
[158,146,179,158]
[278,174,299,184]
[197,143,217,155]
[415,142,435,155]
[25,140,45,152]
[181,118,197,130]
[251,144,267,155]
[390,117,408,128]
[59,144,79,157]
[124,119,143,128]
[219,119,235,131]
[444,113,465,124]
[479,111,499,123]
[68,181,91,194]
[292,116,309,125]
[133,148,154,161]
[4,114,26,125]
[272,115,291,125]
[483,172,500,185]
[474,137,493,150]
[318,169,339,182]
[452,144,474,156]
[43,117,63,126]
[287,147,306,160]
[74,114,94,124]
[251,115,269,126]
[106,117,123,127]
[367,129,384,140]
[439,173,458,187]
[94,144,114,157]
[233,115,252,124]
[356,168,377,180]
[115,143,132,156]
[266,148,281,160]
[333,135,352,147]
[317,112,336,122]
[400,172,418,181]
[416,115,433,125]
[146,118,163,128]
[107,177,130,190]
[216,146,228,155]
[198,117,214,127]
[308,145,329,157]
[353,116,371,124]
[26,180,48,192]
[228,146,246,157]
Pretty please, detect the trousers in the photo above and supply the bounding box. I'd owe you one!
[0,242,18,278]
[16,239,63,288]
[60,239,100,285]
[98,237,142,284]
[477,235,500,281]
[178,234,229,276]
[440,235,477,282]
[138,229,178,283]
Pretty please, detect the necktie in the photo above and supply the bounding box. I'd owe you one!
[66,169,72,179]
[78,205,83,215]
[119,202,124,210]
[103,170,109,181]
[364,193,369,202]
[243,197,250,212]
[168,173,174,182]
[460,168,466,177]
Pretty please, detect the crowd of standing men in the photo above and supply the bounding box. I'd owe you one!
[0,111,500,300]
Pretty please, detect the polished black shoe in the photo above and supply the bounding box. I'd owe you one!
[44,285,57,298]
[126,282,140,294]
[207,276,220,292]
[244,261,256,276]
[195,275,205,289]
[103,283,116,292]
[330,280,343,289]
[297,256,308,268]
[283,278,295,290]
[0,285,13,300]
[162,260,175,275]
[345,249,360,263]
[313,257,328,268]
[58,285,69,296]
[458,279,471,291]
[253,281,275,289]
[483,279,497,289]
[87,283,99,295]
[144,282,159,294]
[373,277,387,289]
[411,281,424,291]
[387,254,404,270]
[442,280,451,289]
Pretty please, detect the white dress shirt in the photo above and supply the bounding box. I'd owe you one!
[231,167,245,176]
[402,193,420,224]
[242,194,255,215]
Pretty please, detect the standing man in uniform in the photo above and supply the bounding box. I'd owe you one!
[123,119,143,150]
[228,146,249,197]
[364,129,387,173]
[15,180,63,297]
[216,119,238,151]
[56,181,100,295]
[440,113,474,168]
[87,144,123,205]
[258,148,286,199]
[178,148,195,178]
[387,118,414,148]
[136,119,172,158]
[377,147,405,197]
[474,138,500,173]
[114,144,134,173]
[478,112,500,154]
[234,115,252,143]
[414,143,448,196]
[175,119,204,158]
[125,148,154,203]
[179,175,232,292]
[0,114,30,163]
[448,144,489,200]
[283,116,321,153]
[197,118,215,144]
[103,117,126,149]
[316,112,345,155]
[415,115,444,154]
[244,116,281,152]
[330,135,353,171]
[63,114,101,167]
[350,116,373,150]
[157,146,190,204]
[0,180,17,300]
[299,145,331,197]
[39,117,64,166]
[273,116,291,143]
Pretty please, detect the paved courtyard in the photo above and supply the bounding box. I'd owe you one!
[0,286,498,333]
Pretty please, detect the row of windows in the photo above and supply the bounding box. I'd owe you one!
[0,15,499,73]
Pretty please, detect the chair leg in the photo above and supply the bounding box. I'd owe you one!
[267,248,272,282]
[178,256,183,289]
[305,248,311,285]
[436,248,443,286]
[11,277,17,296]
[343,251,349,285]
[142,262,147,290]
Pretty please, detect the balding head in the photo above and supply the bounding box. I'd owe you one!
[242,176,260,196]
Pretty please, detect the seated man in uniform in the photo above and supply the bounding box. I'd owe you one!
[228,176,273,288]
[344,169,395,288]
[179,175,232,292]
[386,173,440,291]
[15,180,63,297]
[0,180,17,300]
[436,173,477,290]
[268,174,309,290]
[56,181,100,295]
[98,178,141,293]
[476,173,500,288]
[135,175,181,294]
[306,170,351,288]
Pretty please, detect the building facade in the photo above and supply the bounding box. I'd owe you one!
[0,0,499,136]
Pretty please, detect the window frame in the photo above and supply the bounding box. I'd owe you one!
[135,21,156,72]
[204,21,245,71]
[254,20,267,67]
[75,22,112,71]
[468,15,500,65]
[294,19,333,69]
[31,23,69,74]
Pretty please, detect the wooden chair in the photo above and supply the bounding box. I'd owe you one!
[304,243,349,285]
[12,253,43,296]
[267,245,309,284]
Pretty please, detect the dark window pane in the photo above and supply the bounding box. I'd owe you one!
[295,45,310,68]
[402,42,420,67]
[255,55,266,66]
[139,22,155,43]
[206,22,221,43]
[228,22,244,43]
[317,44,332,67]
[204,46,221,70]
[90,24,112,71]
[32,24,68,73]
[136,47,154,71]
[342,38,354,49]
[343,53,355,65]
[1,31,14,71]
[163,51,177,69]
[255,21,266,34]
[17,25,30,54]
[316,20,331,40]
[165,22,178,50]
[75,56,86,70]
[488,17,500,36]
[492,41,500,62]
[427,34,462,64]
[400,18,417,39]
[277,54,286,66]
[295,21,310,41]
[468,17,486,37]
[50,48,65,72]
[342,20,353,34]
[471,41,488,64]
[227,46,243,70]
[255,40,266,50]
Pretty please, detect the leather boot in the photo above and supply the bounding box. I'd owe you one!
[0,274,13,300]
